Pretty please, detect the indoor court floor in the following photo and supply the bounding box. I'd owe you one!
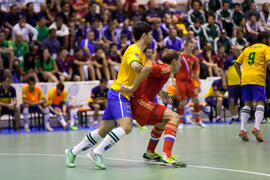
[0,123,270,180]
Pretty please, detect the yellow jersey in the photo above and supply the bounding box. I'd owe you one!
[46,88,68,105]
[111,44,146,100]
[205,79,226,98]
[22,85,45,103]
[236,43,270,86]
[223,55,241,86]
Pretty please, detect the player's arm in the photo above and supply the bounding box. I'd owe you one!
[234,63,241,82]
[120,65,153,93]
[130,61,143,73]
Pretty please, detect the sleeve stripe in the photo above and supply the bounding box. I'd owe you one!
[130,60,143,66]
[266,59,270,62]
[235,62,241,65]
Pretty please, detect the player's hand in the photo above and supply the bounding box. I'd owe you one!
[160,91,173,104]
[120,84,134,93]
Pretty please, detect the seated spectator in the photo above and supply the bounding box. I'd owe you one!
[245,2,260,20]
[205,0,222,15]
[184,30,200,50]
[187,0,205,26]
[21,77,53,132]
[246,13,265,44]
[160,13,172,38]
[85,18,103,45]
[213,30,231,54]
[80,31,97,58]
[11,32,29,62]
[92,47,110,80]
[152,21,163,44]
[119,18,132,41]
[108,43,122,80]
[188,18,204,47]
[12,15,38,43]
[49,15,69,49]
[112,1,128,23]
[231,29,248,49]
[25,0,46,13]
[202,14,220,44]
[69,14,83,54]
[72,47,95,81]
[69,0,88,18]
[37,48,58,82]
[35,17,49,43]
[56,2,73,24]
[212,45,227,69]
[233,17,247,37]
[4,5,20,30]
[143,0,162,24]
[129,2,143,22]
[42,28,61,58]
[102,0,117,24]
[85,2,103,24]
[232,3,244,27]
[24,2,38,27]
[116,34,131,54]
[20,52,39,82]
[145,47,157,65]
[102,20,119,45]
[0,75,20,132]
[205,78,228,123]
[47,82,78,130]
[88,78,108,125]
[0,29,14,71]
[163,28,183,51]
[260,2,270,30]
[56,47,80,82]
[215,1,233,37]
[37,3,54,24]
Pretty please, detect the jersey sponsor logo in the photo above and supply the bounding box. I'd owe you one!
[135,53,139,57]
[137,99,154,111]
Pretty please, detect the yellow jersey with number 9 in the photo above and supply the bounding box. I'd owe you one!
[236,43,270,86]
[111,44,146,100]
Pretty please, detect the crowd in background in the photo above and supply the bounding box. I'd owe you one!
[0,0,268,83]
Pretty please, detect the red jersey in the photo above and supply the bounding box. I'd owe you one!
[133,64,171,102]
[176,52,198,81]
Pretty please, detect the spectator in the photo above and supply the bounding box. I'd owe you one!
[215,1,233,37]
[184,30,200,50]
[69,0,88,18]
[12,15,38,43]
[49,15,69,49]
[187,0,205,25]
[21,77,53,132]
[205,0,222,15]
[85,18,103,44]
[108,43,122,80]
[260,2,270,30]
[42,28,61,58]
[152,21,163,44]
[88,78,109,124]
[242,0,255,13]
[119,18,132,41]
[102,0,117,24]
[246,13,265,44]
[213,30,230,54]
[69,14,83,54]
[233,17,247,37]
[91,47,110,80]
[116,34,131,53]
[188,18,204,47]
[0,74,20,132]
[5,5,20,30]
[202,14,220,43]
[85,2,103,24]
[161,0,176,16]
[35,16,49,43]
[56,2,73,24]
[102,20,119,45]
[145,47,157,64]
[0,29,14,71]
[36,3,54,23]
[37,48,58,82]
[231,29,248,49]
[232,3,244,27]
[245,2,260,20]
[20,52,39,82]
[24,0,46,13]
[212,44,227,69]
[24,2,38,27]
[130,2,142,22]
[112,1,128,23]
[205,78,228,122]
[56,47,80,82]
[160,13,172,38]
[72,47,95,81]
[47,82,78,130]
[12,32,29,61]
[163,28,183,51]
[80,31,97,58]
[143,0,162,24]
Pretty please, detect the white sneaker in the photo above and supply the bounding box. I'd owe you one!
[24,125,31,132]
[196,121,207,128]
[45,125,54,132]
[178,123,184,129]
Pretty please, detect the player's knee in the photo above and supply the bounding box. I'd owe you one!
[217,97,223,102]
[122,124,132,134]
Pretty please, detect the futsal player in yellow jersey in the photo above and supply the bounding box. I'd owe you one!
[22,77,53,132]
[235,32,270,142]
[66,23,153,169]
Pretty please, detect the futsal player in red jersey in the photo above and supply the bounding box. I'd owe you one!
[120,49,186,167]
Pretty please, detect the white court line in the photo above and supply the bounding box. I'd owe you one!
[0,153,270,177]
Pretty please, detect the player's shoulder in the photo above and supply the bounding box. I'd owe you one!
[127,44,140,52]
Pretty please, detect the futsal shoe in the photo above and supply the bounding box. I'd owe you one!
[24,125,31,132]
[195,121,207,128]
[64,121,71,131]
[87,150,106,170]
[65,149,76,168]
[70,126,78,130]
[178,123,184,129]
[239,130,249,141]
[139,126,147,130]
[143,152,162,162]
[252,128,264,142]
[45,125,54,132]
[160,153,187,168]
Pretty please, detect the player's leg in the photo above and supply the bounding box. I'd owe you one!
[215,96,223,123]
[22,104,31,132]
[92,103,100,123]
[176,81,186,129]
[14,105,20,131]
[67,104,78,130]
[39,104,53,131]
[54,106,69,130]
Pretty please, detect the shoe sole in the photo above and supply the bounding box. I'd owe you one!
[252,131,264,142]
[86,153,106,170]
[65,149,75,168]
[239,134,249,141]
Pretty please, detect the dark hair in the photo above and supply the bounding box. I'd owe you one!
[0,28,5,34]
[132,22,152,41]
[26,2,33,7]
[234,3,240,7]
[222,0,229,6]
[100,78,108,84]
[249,13,257,19]
[162,49,179,64]
[208,14,215,19]
[27,77,35,84]
[257,31,270,43]
[39,48,51,68]
[58,47,67,54]
[95,46,104,53]
[2,74,12,82]
[49,28,56,34]
[74,47,83,53]
[56,82,65,91]
[24,52,35,71]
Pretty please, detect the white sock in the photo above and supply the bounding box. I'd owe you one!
[23,107,29,126]
[70,108,78,127]
[58,115,67,127]
[233,115,239,119]
[44,107,50,127]
[72,130,102,155]
[93,127,126,155]
[241,106,251,131]
[254,105,264,130]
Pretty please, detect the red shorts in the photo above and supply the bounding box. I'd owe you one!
[176,80,198,101]
[131,97,167,126]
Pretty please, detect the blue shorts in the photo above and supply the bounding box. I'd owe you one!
[20,105,42,113]
[205,96,228,109]
[102,89,132,121]
[0,106,14,116]
[228,85,241,105]
[241,85,265,102]
[266,81,270,99]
